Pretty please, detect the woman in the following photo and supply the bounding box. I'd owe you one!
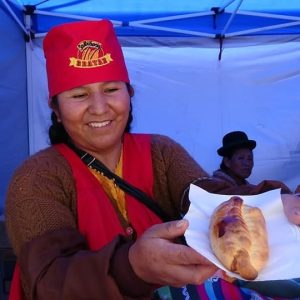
[191,131,292,198]
[5,19,217,299]
[213,131,256,187]
[5,20,300,300]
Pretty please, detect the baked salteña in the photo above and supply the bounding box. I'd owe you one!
[209,196,269,280]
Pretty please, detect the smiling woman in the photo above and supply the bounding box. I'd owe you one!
[4,18,300,300]
[5,19,217,300]
[49,83,134,146]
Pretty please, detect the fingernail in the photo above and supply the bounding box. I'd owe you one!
[176,220,187,228]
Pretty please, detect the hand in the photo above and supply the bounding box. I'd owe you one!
[282,193,300,225]
[128,219,217,287]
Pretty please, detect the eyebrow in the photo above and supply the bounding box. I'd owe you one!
[68,87,87,93]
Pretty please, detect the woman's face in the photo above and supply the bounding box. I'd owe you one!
[224,148,254,179]
[54,81,131,155]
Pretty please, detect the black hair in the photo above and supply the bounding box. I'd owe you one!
[220,159,228,171]
[48,83,134,145]
[219,150,235,171]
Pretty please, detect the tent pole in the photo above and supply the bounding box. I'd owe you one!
[130,11,215,23]
[129,24,215,38]
[221,0,244,36]
[24,12,35,155]
[130,12,216,38]
[225,20,300,37]
[1,0,28,35]
[34,9,122,24]
[215,0,244,59]
[235,10,300,21]
[219,0,237,11]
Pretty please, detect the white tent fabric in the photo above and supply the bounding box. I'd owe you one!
[30,35,300,190]
[1,0,300,214]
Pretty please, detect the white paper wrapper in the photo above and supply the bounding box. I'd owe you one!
[184,184,300,281]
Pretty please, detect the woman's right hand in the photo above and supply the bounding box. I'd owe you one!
[128,219,217,287]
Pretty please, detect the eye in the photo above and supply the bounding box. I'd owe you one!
[104,87,119,93]
[71,92,88,100]
[104,82,123,94]
[73,93,86,98]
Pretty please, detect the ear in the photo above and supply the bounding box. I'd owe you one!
[48,98,61,122]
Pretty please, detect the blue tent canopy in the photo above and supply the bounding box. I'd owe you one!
[4,0,300,39]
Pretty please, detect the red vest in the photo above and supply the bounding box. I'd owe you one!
[9,133,162,299]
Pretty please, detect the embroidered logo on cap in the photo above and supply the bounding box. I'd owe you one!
[69,40,113,68]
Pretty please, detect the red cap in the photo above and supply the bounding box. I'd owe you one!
[43,19,129,97]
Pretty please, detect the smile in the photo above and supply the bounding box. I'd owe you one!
[88,120,111,128]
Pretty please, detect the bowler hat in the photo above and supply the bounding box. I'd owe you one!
[217,131,256,157]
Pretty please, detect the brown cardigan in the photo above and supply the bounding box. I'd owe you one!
[5,134,207,300]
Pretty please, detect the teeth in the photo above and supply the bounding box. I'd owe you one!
[89,121,110,128]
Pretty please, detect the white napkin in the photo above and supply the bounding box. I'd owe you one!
[184,184,300,281]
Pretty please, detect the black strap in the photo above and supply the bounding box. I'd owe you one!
[67,143,173,222]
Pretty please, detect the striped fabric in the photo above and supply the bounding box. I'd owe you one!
[155,277,300,300]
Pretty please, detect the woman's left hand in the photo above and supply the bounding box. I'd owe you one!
[282,193,300,225]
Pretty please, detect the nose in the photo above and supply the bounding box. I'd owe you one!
[88,93,108,114]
